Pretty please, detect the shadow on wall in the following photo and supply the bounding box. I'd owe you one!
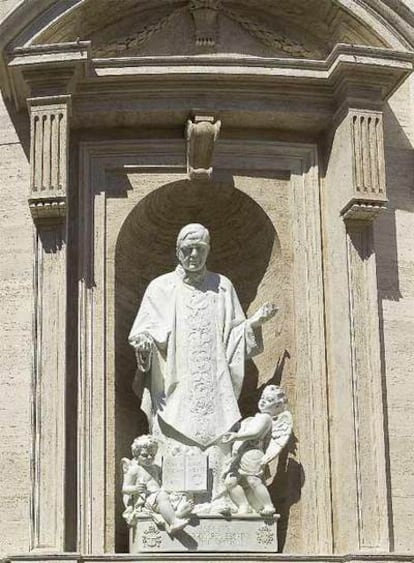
[274,431,304,552]
[245,349,304,552]
[114,177,282,551]
[375,99,414,552]
[376,101,414,304]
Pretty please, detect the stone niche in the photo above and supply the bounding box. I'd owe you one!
[114,174,294,550]
[77,140,327,553]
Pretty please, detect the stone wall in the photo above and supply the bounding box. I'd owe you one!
[376,74,414,552]
[0,94,31,554]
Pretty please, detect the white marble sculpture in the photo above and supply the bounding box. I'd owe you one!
[218,385,293,516]
[121,434,193,534]
[126,223,287,550]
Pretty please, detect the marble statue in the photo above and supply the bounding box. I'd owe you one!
[121,434,194,534]
[125,223,289,550]
[218,385,293,516]
[129,223,277,501]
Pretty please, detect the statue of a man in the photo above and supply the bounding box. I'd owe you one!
[129,223,277,450]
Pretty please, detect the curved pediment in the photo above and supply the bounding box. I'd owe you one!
[22,0,391,60]
[2,0,413,119]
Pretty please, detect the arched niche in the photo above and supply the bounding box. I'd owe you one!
[114,177,296,551]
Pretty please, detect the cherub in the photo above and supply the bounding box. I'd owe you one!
[218,385,293,516]
[122,434,193,535]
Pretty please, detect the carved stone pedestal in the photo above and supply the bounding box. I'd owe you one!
[130,515,279,552]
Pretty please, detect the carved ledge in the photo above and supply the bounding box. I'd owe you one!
[341,199,387,222]
[186,115,221,181]
[29,197,67,222]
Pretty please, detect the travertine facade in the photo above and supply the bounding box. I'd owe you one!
[0,0,413,560]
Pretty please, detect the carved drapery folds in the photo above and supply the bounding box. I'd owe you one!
[28,96,70,221]
[186,115,221,181]
[341,109,387,221]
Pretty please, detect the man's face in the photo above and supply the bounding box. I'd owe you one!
[177,241,209,272]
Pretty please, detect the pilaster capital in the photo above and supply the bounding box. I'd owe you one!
[28,94,71,224]
[7,43,89,223]
[340,108,387,222]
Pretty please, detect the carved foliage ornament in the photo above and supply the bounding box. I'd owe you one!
[93,1,316,57]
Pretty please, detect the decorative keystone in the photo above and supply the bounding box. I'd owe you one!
[189,0,221,49]
[186,115,221,181]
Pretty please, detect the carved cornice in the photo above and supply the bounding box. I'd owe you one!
[2,43,412,135]
[341,199,387,221]
[8,41,90,109]
[29,197,67,222]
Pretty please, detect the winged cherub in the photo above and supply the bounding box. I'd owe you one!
[219,385,293,516]
[121,434,193,534]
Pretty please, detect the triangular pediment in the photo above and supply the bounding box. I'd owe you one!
[29,0,389,60]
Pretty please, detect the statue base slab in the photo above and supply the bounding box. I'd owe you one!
[130,514,279,552]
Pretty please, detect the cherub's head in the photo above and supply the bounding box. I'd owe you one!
[258,385,287,416]
[131,435,158,467]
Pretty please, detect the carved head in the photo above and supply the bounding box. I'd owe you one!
[258,385,287,416]
[176,223,210,272]
[131,434,158,467]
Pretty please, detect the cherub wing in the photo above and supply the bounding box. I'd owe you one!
[271,410,293,447]
[121,457,133,508]
[121,457,132,475]
[265,410,293,485]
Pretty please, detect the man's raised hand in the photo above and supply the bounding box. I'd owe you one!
[249,302,279,328]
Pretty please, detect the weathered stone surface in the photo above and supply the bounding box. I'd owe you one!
[130,515,279,552]
[1,0,414,558]
[0,97,31,555]
[375,73,414,551]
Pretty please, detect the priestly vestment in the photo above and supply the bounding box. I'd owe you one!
[129,266,262,448]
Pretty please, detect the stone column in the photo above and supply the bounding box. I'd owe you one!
[28,94,70,552]
[9,42,90,552]
[341,109,389,551]
[323,104,390,552]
